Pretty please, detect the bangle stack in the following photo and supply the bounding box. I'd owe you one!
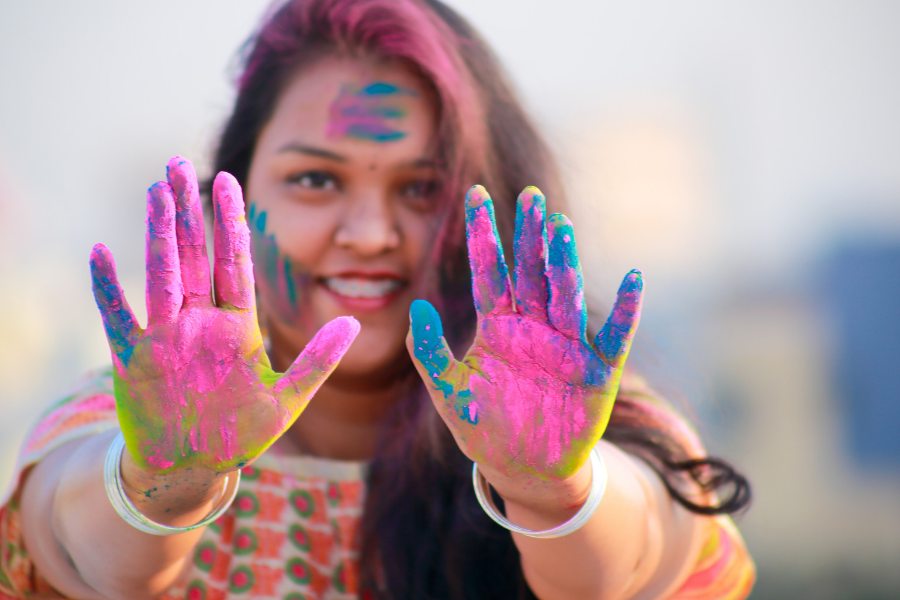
[103,432,240,536]
[472,446,607,539]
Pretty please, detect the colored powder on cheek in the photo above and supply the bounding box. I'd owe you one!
[326,82,417,143]
[248,202,313,323]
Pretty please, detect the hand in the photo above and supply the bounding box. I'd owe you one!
[408,186,642,482]
[90,157,359,473]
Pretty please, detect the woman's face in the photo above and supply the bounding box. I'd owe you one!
[245,55,439,384]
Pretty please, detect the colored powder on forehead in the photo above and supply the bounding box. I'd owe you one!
[326,82,417,143]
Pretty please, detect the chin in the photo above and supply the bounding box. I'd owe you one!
[328,322,410,382]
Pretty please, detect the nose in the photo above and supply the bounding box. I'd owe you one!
[333,190,401,256]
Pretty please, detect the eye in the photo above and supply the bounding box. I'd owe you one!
[287,171,339,191]
[399,179,437,200]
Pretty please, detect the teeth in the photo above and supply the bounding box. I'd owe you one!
[324,277,403,298]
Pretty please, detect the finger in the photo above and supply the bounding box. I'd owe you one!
[212,172,254,310]
[146,181,183,324]
[408,301,478,424]
[274,316,360,412]
[546,213,586,340]
[593,270,644,366]
[167,156,211,307]
[465,186,512,316]
[90,243,139,364]
[513,186,549,319]
[408,299,457,390]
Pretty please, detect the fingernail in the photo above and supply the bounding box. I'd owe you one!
[619,270,644,293]
[147,182,175,235]
[410,299,443,338]
[547,214,578,269]
[410,300,449,374]
[166,155,189,173]
[213,172,243,217]
[167,156,196,197]
[517,186,545,212]
[465,185,491,210]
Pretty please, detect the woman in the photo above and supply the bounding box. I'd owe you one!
[0,0,754,598]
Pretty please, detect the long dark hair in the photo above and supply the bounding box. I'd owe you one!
[209,1,751,598]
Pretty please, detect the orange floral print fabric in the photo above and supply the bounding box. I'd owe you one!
[0,368,753,599]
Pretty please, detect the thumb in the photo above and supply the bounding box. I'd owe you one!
[274,316,360,412]
[407,299,457,396]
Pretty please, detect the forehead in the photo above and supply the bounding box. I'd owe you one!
[261,54,436,154]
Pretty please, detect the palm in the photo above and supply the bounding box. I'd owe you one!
[460,315,612,475]
[409,186,642,481]
[91,157,358,473]
[113,308,276,472]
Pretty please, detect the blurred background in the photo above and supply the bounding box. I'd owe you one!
[1,1,898,597]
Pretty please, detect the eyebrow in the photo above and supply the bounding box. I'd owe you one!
[276,142,436,169]
[405,158,436,169]
[276,143,348,162]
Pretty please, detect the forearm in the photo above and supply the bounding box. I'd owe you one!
[22,429,220,600]
[489,441,701,600]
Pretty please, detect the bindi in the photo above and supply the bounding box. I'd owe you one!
[326,81,417,143]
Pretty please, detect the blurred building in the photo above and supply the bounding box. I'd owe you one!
[702,285,900,599]
[822,242,900,470]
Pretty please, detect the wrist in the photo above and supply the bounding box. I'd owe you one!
[120,450,228,525]
[480,458,594,524]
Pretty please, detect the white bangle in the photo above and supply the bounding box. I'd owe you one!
[103,431,240,536]
[472,447,607,539]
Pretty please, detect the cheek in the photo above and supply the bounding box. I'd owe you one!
[247,202,317,324]
[336,301,413,374]
[397,209,438,267]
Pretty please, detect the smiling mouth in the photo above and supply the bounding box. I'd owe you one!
[321,276,405,299]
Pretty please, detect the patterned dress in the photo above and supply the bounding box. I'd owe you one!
[0,368,755,600]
